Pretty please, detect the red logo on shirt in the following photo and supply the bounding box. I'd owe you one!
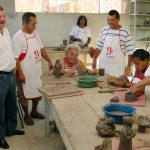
[34,50,40,59]
[107,47,113,56]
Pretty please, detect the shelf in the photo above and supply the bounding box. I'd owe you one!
[136,41,150,42]
[130,27,150,29]
[130,0,150,47]
[130,0,150,3]
[130,14,150,16]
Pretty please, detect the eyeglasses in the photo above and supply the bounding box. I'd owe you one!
[0,15,7,20]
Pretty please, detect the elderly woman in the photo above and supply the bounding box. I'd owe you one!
[107,49,149,88]
[69,15,91,48]
[57,44,98,76]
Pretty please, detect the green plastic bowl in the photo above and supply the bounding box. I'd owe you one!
[77,76,99,88]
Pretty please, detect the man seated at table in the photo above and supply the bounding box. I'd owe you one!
[56,44,98,76]
[107,49,149,89]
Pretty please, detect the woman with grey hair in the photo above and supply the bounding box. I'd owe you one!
[56,44,98,76]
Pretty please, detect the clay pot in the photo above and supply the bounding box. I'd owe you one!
[138,125,146,133]
[63,39,67,45]
[99,68,105,76]
[125,92,136,102]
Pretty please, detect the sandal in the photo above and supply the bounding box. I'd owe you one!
[24,116,34,125]
[31,111,45,119]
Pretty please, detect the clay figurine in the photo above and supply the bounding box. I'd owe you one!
[99,68,105,76]
[125,92,136,102]
[118,116,136,150]
[110,96,119,103]
[96,117,116,137]
[95,139,112,150]
[137,115,150,133]
[54,59,61,78]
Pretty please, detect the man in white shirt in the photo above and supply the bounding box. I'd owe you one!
[0,6,24,149]
[12,12,53,125]
[92,10,134,77]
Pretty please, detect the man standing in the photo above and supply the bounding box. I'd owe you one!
[0,6,24,149]
[92,10,134,77]
[12,12,53,125]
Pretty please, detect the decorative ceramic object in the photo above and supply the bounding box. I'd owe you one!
[95,139,112,150]
[99,68,105,76]
[96,117,116,137]
[118,116,136,150]
[125,92,136,102]
[137,115,150,133]
[54,59,61,78]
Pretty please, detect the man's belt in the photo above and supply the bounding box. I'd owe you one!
[0,71,12,74]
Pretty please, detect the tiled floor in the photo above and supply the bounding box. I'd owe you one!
[3,100,66,150]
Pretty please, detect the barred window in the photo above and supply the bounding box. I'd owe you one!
[15,0,127,14]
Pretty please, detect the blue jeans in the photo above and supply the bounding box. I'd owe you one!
[0,72,17,139]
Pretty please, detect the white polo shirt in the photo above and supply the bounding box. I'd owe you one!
[0,27,16,72]
[12,29,44,59]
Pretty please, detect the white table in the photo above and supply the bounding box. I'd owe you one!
[42,76,150,150]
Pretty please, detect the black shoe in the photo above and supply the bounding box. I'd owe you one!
[30,111,45,119]
[15,130,25,135]
[0,138,9,149]
[5,130,25,137]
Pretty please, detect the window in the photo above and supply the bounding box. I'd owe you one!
[15,0,127,13]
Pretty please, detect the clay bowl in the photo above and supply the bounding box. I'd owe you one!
[125,92,136,102]
[102,103,136,124]
[77,76,99,88]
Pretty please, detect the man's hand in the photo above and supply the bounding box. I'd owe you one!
[12,67,17,74]
[48,61,53,71]
[130,84,144,95]
[92,61,96,69]
[19,73,25,83]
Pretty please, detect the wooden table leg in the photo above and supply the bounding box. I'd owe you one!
[44,97,50,137]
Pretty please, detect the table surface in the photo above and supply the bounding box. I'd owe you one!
[42,75,150,150]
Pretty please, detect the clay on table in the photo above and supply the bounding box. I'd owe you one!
[95,139,112,150]
[125,92,136,102]
[107,76,124,86]
[118,116,136,150]
[137,115,150,133]
[99,68,105,76]
[77,69,88,76]
[96,117,116,137]
[110,96,119,102]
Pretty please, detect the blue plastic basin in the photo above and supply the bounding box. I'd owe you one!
[102,103,136,124]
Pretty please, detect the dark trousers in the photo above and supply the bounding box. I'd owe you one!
[0,72,17,139]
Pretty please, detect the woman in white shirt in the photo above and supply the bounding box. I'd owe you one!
[69,16,91,48]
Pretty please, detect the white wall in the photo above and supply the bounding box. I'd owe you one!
[1,0,130,47]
